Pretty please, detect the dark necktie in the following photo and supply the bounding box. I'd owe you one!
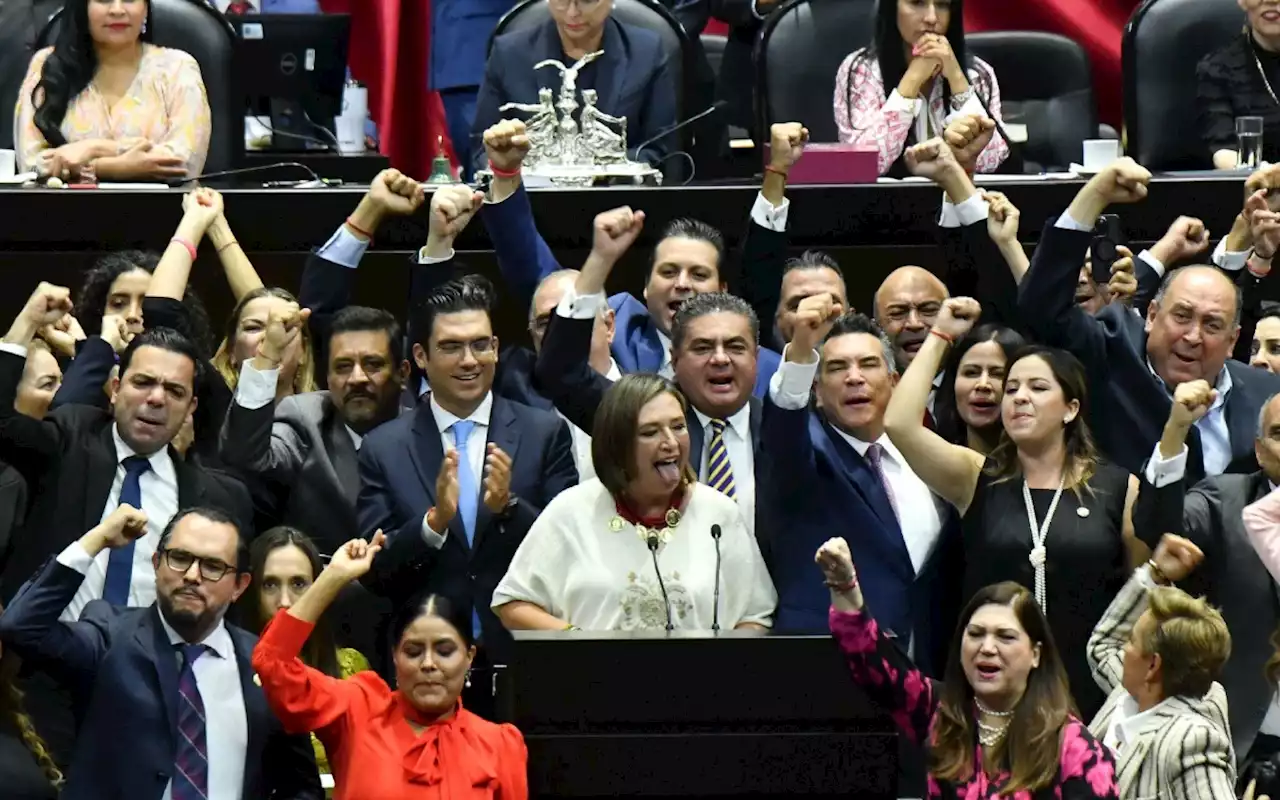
[173,644,209,800]
[103,456,151,605]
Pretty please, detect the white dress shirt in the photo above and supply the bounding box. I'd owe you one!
[557,286,678,378]
[57,540,248,800]
[421,392,493,544]
[690,405,755,536]
[235,361,363,451]
[1103,694,1175,755]
[564,360,621,481]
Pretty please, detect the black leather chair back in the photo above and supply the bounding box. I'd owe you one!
[1123,0,1243,170]
[702,33,727,81]
[38,0,235,173]
[756,0,878,144]
[967,31,1096,170]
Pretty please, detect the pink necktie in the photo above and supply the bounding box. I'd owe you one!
[865,443,901,523]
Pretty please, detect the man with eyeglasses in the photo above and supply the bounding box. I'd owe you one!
[356,273,577,716]
[0,505,322,799]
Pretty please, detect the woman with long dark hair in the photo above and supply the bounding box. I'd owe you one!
[0,608,61,800]
[884,297,1144,719]
[14,0,211,181]
[833,0,1008,176]
[815,537,1117,799]
[932,323,1024,453]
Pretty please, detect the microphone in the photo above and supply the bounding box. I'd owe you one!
[647,534,674,632]
[710,524,723,633]
[633,100,727,163]
[166,161,324,188]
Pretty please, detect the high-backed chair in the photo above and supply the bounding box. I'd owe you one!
[756,0,878,144]
[37,0,235,173]
[702,33,728,82]
[967,31,1096,171]
[1123,0,1244,170]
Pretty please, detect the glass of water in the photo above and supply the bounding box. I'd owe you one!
[1238,116,1265,169]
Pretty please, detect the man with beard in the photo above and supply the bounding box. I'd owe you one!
[0,505,321,799]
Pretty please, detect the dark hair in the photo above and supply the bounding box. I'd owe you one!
[391,593,475,650]
[33,0,154,147]
[822,312,898,376]
[985,345,1101,496]
[413,274,495,347]
[75,250,213,355]
[670,292,759,350]
[651,218,726,275]
[782,250,845,282]
[591,374,697,497]
[932,581,1075,793]
[238,527,340,678]
[0,604,62,789]
[158,506,249,574]
[212,287,316,394]
[934,324,1025,445]
[119,326,205,391]
[329,305,404,365]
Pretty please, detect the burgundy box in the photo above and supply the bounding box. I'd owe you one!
[764,143,879,184]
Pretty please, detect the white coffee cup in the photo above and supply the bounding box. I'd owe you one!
[1082,139,1122,172]
[0,149,15,179]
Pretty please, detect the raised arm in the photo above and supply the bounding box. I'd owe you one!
[883,297,986,515]
[146,188,224,301]
[0,284,79,473]
[1132,380,1218,552]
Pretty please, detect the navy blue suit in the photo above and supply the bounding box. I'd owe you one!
[472,17,677,170]
[0,558,320,800]
[356,394,577,661]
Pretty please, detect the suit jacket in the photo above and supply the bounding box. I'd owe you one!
[1087,573,1236,799]
[0,350,252,601]
[0,557,321,800]
[1018,221,1280,483]
[707,0,763,131]
[1133,468,1275,764]
[472,17,677,169]
[429,0,515,91]
[355,394,577,661]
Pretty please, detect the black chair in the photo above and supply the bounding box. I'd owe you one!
[37,0,235,173]
[967,31,1096,171]
[756,0,878,144]
[1123,0,1243,170]
[702,33,728,82]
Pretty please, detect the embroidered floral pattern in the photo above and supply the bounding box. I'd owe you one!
[620,570,692,629]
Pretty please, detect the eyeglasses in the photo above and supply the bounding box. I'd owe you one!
[159,547,235,582]
[548,0,603,10]
[434,337,497,359]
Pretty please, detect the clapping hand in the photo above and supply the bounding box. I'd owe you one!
[428,185,484,240]
[591,206,646,264]
[326,531,386,583]
[484,119,531,174]
[932,297,981,341]
[483,444,513,513]
[1151,534,1203,583]
[428,450,461,532]
[790,293,844,355]
[1170,380,1217,428]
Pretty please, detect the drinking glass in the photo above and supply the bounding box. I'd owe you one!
[1237,116,1265,169]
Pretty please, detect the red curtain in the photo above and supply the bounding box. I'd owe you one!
[320,0,455,178]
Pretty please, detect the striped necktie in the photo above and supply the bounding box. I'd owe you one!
[173,644,209,800]
[705,419,736,499]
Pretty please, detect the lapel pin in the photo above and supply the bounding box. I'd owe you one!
[253,673,262,686]
[1077,506,1090,518]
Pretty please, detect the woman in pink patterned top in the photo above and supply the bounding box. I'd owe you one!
[833,0,1008,177]
[815,536,1118,800]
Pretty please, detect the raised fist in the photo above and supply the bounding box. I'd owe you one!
[904,137,962,182]
[1085,157,1151,206]
[944,115,996,171]
[591,206,646,263]
[768,122,808,172]
[791,292,844,353]
[428,185,485,240]
[985,191,1020,246]
[1170,379,1216,427]
[367,168,425,217]
[484,119,531,174]
[932,297,981,341]
[1151,533,1204,583]
[814,537,856,586]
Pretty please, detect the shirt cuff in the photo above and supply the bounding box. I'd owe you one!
[1055,211,1094,232]
[235,360,281,410]
[944,95,986,124]
[0,343,29,359]
[939,192,989,228]
[1136,249,1165,279]
[884,90,922,117]
[316,226,370,270]
[750,191,790,232]
[421,514,449,549]
[1135,564,1158,590]
[1212,237,1250,272]
[1144,443,1188,488]
[56,540,95,575]
[417,247,454,265]
[768,345,819,409]
[556,286,608,319]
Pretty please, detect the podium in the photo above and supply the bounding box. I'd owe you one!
[495,630,900,798]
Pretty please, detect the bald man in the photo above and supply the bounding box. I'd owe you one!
[1019,158,1280,484]
[874,266,949,371]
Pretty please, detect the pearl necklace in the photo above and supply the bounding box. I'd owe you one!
[974,699,1013,748]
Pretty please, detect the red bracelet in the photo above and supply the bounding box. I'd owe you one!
[170,236,197,260]
[930,328,955,345]
[825,577,858,592]
[345,217,373,240]
[763,164,788,178]
[489,165,521,179]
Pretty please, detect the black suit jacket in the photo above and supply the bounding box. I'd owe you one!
[707,0,762,131]
[1133,468,1277,765]
[355,394,578,661]
[0,557,321,799]
[1018,221,1280,483]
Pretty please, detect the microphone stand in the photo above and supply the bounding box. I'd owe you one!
[647,535,674,632]
[710,524,723,633]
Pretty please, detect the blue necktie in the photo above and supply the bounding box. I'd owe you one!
[103,456,151,605]
[449,420,484,638]
[172,644,209,800]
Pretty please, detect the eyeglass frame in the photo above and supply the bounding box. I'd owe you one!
[158,546,237,583]
[433,336,498,359]
[547,0,604,10]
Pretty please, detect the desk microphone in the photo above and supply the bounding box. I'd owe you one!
[647,534,674,632]
[710,524,723,633]
[166,161,323,188]
[633,100,727,164]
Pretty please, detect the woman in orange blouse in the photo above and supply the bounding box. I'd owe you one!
[15,0,211,181]
[252,532,529,800]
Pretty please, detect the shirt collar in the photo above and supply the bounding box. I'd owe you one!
[345,425,362,450]
[1147,359,1232,408]
[1110,694,1174,748]
[430,392,494,435]
[831,427,895,460]
[691,402,751,439]
[111,424,177,485]
[605,359,622,381]
[656,329,673,370]
[157,609,235,661]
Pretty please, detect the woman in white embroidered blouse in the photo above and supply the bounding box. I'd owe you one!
[832,0,1008,177]
[492,374,776,632]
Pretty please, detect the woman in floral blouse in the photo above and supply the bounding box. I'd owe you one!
[815,536,1118,800]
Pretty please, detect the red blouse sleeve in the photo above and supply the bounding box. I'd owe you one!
[495,723,529,800]
[250,609,362,736]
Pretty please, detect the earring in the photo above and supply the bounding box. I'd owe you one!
[141,17,147,34]
[464,670,472,689]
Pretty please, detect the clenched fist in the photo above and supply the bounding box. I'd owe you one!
[591,206,646,263]
[985,191,1020,247]
[944,115,996,171]
[1170,379,1216,428]
[428,185,485,240]
[791,292,844,354]
[484,119,531,174]
[904,137,962,182]
[932,297,981,341]
[768,122,808,172]
[1085,157,1151,206]
[1151,533,1203,583]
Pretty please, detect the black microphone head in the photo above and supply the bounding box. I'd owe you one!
[647,534,660,552]
[710,524,722,540]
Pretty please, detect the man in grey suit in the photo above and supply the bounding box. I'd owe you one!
[1087,533,1235,800]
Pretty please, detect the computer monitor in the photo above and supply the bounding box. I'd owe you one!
[229,13,351,152]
